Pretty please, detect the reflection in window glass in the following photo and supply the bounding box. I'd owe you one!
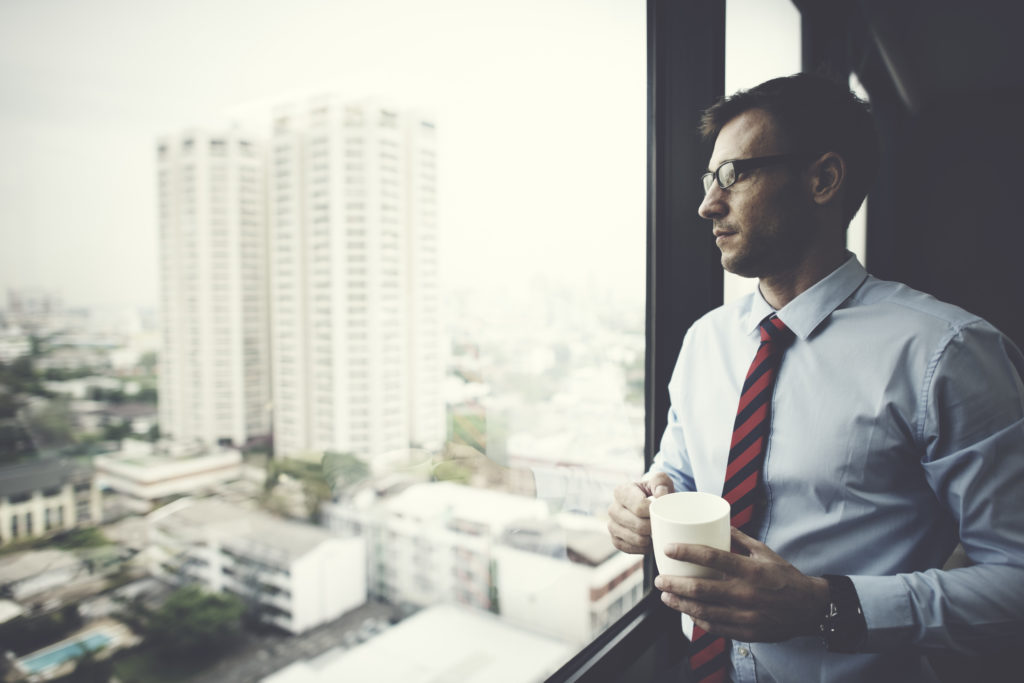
[0,1,644,681]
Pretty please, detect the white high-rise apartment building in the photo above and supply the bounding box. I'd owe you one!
[269,97,443,461]
[156,131,271,448]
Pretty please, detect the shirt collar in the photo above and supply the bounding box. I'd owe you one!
[743,252,868,340]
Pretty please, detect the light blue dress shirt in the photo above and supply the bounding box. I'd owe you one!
[650,254,1024,682]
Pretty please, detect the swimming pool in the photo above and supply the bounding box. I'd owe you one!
[17,631,112,676]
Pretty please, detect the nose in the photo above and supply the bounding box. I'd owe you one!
[698,183,727,220]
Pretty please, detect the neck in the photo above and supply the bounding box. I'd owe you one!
[757,248,848,310]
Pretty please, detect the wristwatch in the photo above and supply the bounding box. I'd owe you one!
[819,574,867,653]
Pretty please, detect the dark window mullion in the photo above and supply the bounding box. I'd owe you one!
[546,0,723,679]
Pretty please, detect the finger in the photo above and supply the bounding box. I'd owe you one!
[655,574,762,610]
[664,543,747,576]
[659,592,759,627]
[609,527,651,554]
[607,501,652,537]
[614,481,653,516]
[729,526,779,560]
[607,516,652,553]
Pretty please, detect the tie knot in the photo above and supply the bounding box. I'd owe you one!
[759,315,795,347]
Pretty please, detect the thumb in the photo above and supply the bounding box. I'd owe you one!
[646,471,675,498]
[729,525,776,558]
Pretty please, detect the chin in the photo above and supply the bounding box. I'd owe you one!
[721,256,757,279]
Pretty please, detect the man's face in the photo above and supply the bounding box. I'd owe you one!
[698,109,814,279]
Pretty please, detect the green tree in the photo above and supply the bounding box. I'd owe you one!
[0,421,33,462]
[22,397,77,450]
[134,386,158,403]
[101,419,132,442]
[55,644,112,683]
[321,451,370,493]
[0,356,47,397]
[0,605,83,656]
[139,351,158,373]
[148,585,244,661]
[53,527,111,550]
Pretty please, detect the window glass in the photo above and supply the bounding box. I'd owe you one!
[0,1,644,681]
[723,0,803,305]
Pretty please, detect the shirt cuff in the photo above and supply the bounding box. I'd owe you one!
[848,574,914,651]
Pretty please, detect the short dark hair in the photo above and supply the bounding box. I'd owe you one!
[700,73,879,223]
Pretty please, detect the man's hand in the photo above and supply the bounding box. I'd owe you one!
[607,472,675,554]
[653,526,830,642]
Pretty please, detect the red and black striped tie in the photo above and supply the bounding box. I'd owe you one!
[689,314,794,683]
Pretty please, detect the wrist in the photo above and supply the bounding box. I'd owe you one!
[818,574,868,653]
[803,576,831,637]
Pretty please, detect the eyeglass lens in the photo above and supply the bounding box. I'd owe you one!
[702,161,735,192]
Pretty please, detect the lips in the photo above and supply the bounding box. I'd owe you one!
[714,229,736,244]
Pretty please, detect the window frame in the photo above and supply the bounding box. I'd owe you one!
[545,0,724,680]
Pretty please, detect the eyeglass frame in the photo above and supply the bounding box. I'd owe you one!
[700,153,819,193]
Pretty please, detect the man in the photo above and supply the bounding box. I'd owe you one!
[607,73,1024,682]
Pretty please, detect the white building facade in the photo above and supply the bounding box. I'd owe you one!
[268,97,444,462]
[94,440,243,513]
[0,459,101,546]
[156,130,271,448]
[148,498,366,635]
[322,481,641,640]
[494,531,644,645]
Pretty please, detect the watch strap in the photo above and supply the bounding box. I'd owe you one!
[819,574,867,653]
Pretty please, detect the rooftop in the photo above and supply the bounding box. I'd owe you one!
[0,548,81,584]
[261,603,573,683]
[384,481,548,532]
[150,498,341,565]
[0,458,90,498]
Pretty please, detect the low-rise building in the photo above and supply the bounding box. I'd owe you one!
[493,516,643,644]
[95,440,243,513]
[325,481,549,614]
[261,603,574,683]
[324,481,642,643]
[0,328,31,363]
[0,548,86,602]
[0,459,101,546]
[147,497,366,634]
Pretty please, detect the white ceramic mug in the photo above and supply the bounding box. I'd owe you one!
[649,491,731,577]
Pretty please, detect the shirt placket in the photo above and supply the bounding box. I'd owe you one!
[731,640,757,682]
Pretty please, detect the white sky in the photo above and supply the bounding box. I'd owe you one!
[0,0,800,310]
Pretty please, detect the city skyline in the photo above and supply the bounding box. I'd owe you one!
[0,0,646,309]
[0,0,805,312]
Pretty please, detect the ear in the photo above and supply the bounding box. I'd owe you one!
[809,152,845,207]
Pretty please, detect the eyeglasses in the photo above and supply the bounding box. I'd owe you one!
[701,154,811,193]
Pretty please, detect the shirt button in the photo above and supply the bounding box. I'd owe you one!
[737,647,750,657]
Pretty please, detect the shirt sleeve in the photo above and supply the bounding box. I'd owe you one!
[649,404,696,493]
[852,321,1024,653]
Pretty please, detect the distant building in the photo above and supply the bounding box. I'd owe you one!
[268,96,444,462]
[0,459,101,546]
[261,603,574,683]
[493,517,643,644]
[325,481,548,614]
[94,440,243,513]
[147,498,366,634]
[0,548,85,602]
[156,130,271,449]
[5,288,64,333]
[0,328,31,363]
[322,480,641,641]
